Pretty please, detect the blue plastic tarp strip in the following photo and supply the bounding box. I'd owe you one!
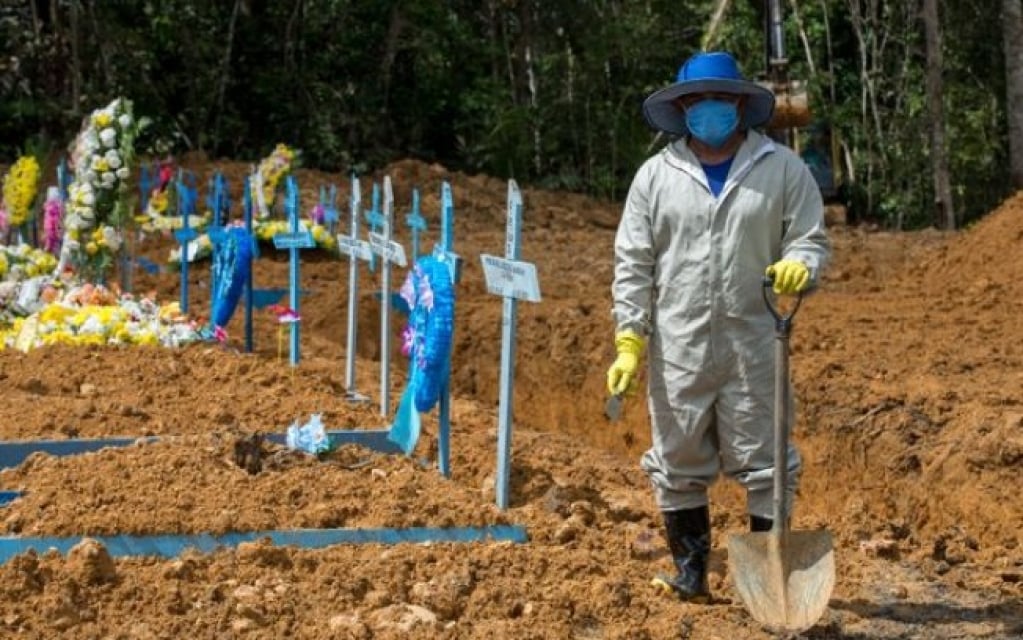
[0,437,150,470]
[0,430,405,470]
[0,525,528,563]
[0,491,21,505]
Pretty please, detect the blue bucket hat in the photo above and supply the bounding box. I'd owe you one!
[643,51,775,136]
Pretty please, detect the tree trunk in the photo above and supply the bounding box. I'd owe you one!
[922,0,955,229]
[1003,0,1023,189]
[69,0,82,117]
[212,0,243,151]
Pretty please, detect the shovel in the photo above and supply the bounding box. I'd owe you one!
[727,278,835,634]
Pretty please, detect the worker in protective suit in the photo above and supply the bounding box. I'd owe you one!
[607,51,830,601]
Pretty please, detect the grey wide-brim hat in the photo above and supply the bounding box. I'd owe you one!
[643,51,775,136]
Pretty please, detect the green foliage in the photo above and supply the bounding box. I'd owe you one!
[0,0,1014,227]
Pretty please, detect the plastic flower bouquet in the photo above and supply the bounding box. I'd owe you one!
[0,244,58,281]
[249,143,297,219]
[1,155,41,232]
[0,284,202,351]
[63,98,148,282]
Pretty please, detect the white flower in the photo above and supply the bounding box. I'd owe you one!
[115,167,130,180]
[86,170,99,184]
[100,128,117,148]
[102,226,122,252]
[79,315,106,336]
[118,113,133,128]
[82,192,95,206]
[83,131,100,154]
[105,150,122,169]
[65,215,84,231]
[102,172,116,185]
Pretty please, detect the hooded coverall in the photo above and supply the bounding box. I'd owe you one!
[612,129,830,519]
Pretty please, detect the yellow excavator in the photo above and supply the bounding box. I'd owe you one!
[705,0,844,206]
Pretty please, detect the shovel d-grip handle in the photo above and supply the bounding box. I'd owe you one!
[762,275,804,533]
[762,276,803,337]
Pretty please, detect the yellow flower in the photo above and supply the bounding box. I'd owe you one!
[113,325,132,342]
[2,156,41,227]
[135,330,158,346]
[159,302,181,320]
[74,333,106,347]
[42,330,73,346]
[39,304,75,325]
[85,242,99,255]
[93,112,112,127]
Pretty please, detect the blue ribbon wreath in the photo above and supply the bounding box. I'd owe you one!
[400,253,455,412]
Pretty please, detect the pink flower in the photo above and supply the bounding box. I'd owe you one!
[43,193,63,254]
[310,204,326,225]
[269,304,301,324]
[401,325,415,357]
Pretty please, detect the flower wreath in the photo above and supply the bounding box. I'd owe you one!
[209,225,254,331]
[143,168,208,232]
[400,253,455,412]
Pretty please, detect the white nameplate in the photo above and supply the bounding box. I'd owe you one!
[368,232,407,267]
[480,254,541,302]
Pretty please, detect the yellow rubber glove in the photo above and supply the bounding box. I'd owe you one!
[607,329,645,396]
[765,259,810,295]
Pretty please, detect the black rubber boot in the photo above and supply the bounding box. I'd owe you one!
[651,506,710,601]
[750,515,773,532]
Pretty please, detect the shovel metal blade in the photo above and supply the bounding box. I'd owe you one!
[604,394,623,422]
[727,529,835,634]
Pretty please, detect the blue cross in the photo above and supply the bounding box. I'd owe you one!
[321,184,340,234]
[273,176,314,366]
[405,188,427,263]
[173,170,198,313]
[364,182,386,272]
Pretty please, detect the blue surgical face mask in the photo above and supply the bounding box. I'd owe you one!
[685,99,739,148]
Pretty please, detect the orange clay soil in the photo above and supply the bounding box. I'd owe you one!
[0,158,1019,639]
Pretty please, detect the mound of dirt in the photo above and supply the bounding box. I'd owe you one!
[0,158,1019,638]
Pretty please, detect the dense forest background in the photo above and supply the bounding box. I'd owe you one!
[0,0,1018,228]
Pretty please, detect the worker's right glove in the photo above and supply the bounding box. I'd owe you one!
[607,329,646,396]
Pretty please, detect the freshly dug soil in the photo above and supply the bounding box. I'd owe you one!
[0,158,1019,639]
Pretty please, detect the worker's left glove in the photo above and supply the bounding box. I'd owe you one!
[765,259,810,295]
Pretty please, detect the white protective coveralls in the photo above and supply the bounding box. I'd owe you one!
[612,129,830,517]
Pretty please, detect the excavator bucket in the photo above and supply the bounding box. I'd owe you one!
[766,80,813,129]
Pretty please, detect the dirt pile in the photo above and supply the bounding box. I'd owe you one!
[0,158,1018,638]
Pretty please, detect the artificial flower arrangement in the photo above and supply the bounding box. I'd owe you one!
[137,159,174,230]
[135,160,210,233]
[166,231,215,265]
[165,216,337,265]
[0,281,201,351]
[250,143,297,219]
[1,155,41,232]
[42,187,63,254]
[62,98,148,282]
[253,218,337,252]
[0,243,58,281]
